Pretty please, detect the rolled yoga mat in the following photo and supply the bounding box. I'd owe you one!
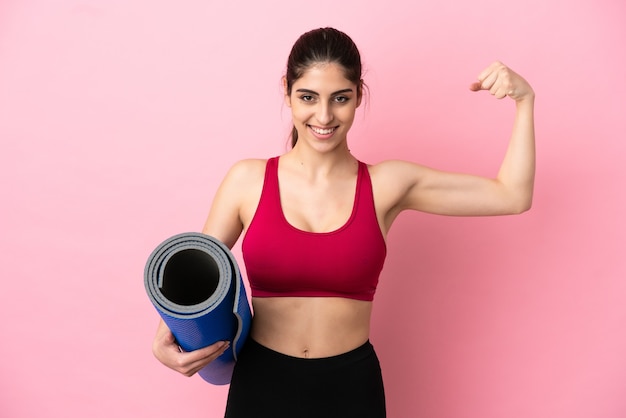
[144,232,252,385]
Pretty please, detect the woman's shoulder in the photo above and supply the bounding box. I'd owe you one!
[364,159,431,226]
[213,158,271,210]
[366,159,428,179]
[365,159,430,202]
[225,157,272,181]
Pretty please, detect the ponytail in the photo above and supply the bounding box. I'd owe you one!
[290,126,298,148]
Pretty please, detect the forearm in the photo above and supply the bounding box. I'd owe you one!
[496,95,536,212]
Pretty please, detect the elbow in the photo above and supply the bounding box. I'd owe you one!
[513,202,532,215]
[510,194,533,214]
[500,181,534,215]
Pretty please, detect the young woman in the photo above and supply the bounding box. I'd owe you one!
[152,27,535,418]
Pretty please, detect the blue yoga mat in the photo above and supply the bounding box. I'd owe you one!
[144,232,252,385]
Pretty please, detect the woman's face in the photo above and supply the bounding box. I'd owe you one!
[285,63,361,152]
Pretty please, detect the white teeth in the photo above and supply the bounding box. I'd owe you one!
[311,126,335,135]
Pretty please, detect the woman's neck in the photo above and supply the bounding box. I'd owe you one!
[283,146,357,179]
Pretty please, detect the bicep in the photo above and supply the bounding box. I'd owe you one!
[403,167,512,216]
[376,160,516,219]
[202,201,243,250]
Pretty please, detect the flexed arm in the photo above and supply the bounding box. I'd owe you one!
[374,62,536,230]
[470,61,536,212]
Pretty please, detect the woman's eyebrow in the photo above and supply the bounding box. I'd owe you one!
[295,88,354,96]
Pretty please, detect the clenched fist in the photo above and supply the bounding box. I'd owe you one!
[470,61,534,102]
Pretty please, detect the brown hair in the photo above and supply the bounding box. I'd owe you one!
[285,27,364,148]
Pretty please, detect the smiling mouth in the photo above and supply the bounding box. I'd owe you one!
[309,125,337,135]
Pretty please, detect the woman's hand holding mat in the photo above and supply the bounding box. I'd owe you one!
[152,319,231,377]
[144,232,252,385]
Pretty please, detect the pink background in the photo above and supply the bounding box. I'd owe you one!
[1,0,625,417]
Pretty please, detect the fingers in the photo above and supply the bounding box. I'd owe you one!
[471,61,510,99]
[476,61,502,85]
[152,319,231,377]
[469,81,482,92]
[174,341,231,377]
[470,61,533,101]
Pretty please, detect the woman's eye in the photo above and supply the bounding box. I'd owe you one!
[334,96,349,103]
[300,95,315,102]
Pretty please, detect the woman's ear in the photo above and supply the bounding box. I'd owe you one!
[282,76,291,107]
[356,79,363,108]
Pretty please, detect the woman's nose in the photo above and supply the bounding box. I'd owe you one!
[315,103,333,125]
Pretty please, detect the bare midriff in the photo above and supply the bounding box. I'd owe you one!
[250,296,372,359]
